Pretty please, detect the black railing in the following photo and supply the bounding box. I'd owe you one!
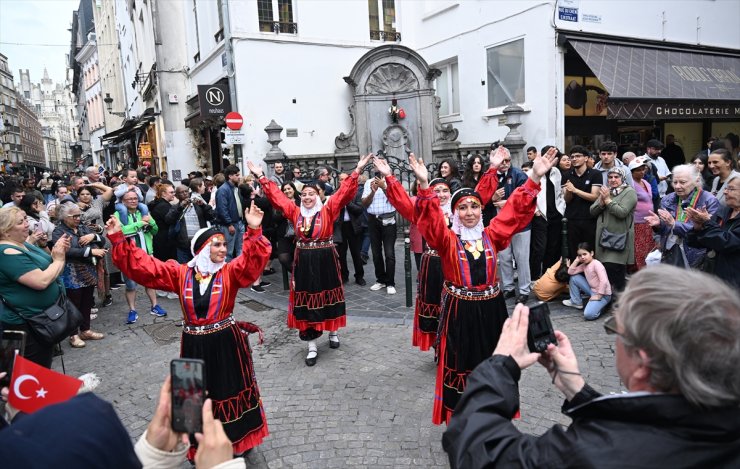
[214,28,224,43]
[370,30,401,42]
[259,21,298,34]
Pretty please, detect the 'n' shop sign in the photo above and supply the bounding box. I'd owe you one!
[197,84,231,116]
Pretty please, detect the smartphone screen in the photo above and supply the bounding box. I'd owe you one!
[0,330,26,387]
[170,358,206,434]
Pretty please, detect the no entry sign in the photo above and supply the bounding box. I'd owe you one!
[224,112,243,130]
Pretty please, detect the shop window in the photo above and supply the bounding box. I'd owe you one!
[369,0,400,41]
[258,0,297,34]
[434,60,460,116]
[486,38,525,109]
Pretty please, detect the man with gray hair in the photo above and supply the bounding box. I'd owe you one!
[85,166,102,184]
[443,265,740,468]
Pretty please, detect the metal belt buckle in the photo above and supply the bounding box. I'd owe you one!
[466,291,473,297]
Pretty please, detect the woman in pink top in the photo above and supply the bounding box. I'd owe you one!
[629,157,655,270]
[563,242,612,320]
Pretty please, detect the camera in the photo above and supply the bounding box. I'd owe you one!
[526,302,558,353]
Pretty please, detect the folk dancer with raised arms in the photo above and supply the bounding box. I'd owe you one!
[409,148,558,424]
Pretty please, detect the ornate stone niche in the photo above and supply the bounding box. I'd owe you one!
[335,45,459,166]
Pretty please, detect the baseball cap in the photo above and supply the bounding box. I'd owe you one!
[646,139,664,150]
[628,157,649,171]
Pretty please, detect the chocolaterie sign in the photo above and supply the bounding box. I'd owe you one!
[607,101,740,120]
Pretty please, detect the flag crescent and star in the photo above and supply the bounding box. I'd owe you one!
[8,355,83,413]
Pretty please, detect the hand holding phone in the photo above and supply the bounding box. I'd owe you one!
[170,358,206,434]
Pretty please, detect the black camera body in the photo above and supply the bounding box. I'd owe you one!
[527,302,558,353]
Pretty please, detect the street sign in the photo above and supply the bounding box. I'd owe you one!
[197,84,231,116]
[225,112,243,130]
[224,129,245,145]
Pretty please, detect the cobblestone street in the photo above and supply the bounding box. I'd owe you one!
[53,243,623,468]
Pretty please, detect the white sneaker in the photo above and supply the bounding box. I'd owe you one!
[386,286,397,295]
[562,299,584,310]
[166,292,179,300]
[156,290,167,298]
[90,308,99,314]
[370,282,386,291]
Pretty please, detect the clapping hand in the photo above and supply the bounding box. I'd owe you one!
[685,206,710,228]
[408,153,429,188]
[51,234,70,261]
[79,233,96,246]
[599,186,611,205]
[245,201,264,230]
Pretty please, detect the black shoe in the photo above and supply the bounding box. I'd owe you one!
[250,285,265,293]
[259,280,271,287]
[355,278,367,286]
[305,350,318,366]
[262,268,276,276]
[102,295,113,307]
[361,254,368,265]
[329,335,340,349]
[503,290,516,300]
[516,294,529,304]
[109,285,121,291]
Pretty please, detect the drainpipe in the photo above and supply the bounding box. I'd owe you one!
[221,0,242,172]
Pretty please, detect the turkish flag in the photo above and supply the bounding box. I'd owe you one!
[8,355,83,414]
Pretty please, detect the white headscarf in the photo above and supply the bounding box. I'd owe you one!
[187,227,226,290]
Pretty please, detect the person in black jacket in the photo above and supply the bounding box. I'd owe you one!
[443,265,740,469]
[335,173,367,286]
[166,185,214,263]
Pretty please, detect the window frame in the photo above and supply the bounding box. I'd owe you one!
[433,59,460,118]
[258,0,297,35]
[485,37,526,110]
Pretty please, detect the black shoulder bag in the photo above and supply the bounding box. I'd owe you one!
[0,246,82,346]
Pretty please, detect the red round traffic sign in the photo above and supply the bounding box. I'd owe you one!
[224,112,243,130]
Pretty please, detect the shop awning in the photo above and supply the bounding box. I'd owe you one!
[101,113,156,144]
[568,39,740,101]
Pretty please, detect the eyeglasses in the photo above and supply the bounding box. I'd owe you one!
[66,214,81,219]
[501,159,511,163]
[603,315,622,336]
[725,187,738,192]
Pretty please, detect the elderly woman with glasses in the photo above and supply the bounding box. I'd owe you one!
[645,164,720,269]
[51,202,107,348]
[589,166,637,294]
[443,265,740,468]
[686,177,740,287]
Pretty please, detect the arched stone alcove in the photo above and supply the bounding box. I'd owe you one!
[335,45,459,165]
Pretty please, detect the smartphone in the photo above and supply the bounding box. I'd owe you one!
[170,358,206,434]
[526,302,558,353]
[0,330,26,387]
[374,171,382,179]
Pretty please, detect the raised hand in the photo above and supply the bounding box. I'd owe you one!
[105,215,122,236]
[407,153,429,188]
[247,160,264,178]
[245,201,264,229]
[373,156,392,177]
[50,233,70,261]
[355,153,374,173]
[531,147,559,182]
[489,146,509,170]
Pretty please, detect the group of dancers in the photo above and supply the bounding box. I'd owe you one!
[107,148,557,456]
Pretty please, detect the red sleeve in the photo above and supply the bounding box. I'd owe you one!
[384,175,416,222]
[225,226,273,289]
[323,171,359,221]
[260,176,299,225]
[109,230,182,292]
[475,167,499,205]
[415,186,454,253]
[486,178,541,252]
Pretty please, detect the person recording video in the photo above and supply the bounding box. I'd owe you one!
[443,265,740,468]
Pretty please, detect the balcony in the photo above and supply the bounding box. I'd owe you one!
[370,30,401,42]
[259,21,298,34]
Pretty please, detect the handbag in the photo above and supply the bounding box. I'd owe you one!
[1,288,82,346]
[598,210,630,251]
[661,242,690,268]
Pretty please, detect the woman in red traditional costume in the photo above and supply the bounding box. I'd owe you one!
[374,151,508,352]
[107,202,271,457]
[407,148,557,424]
[247,154,372,366]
